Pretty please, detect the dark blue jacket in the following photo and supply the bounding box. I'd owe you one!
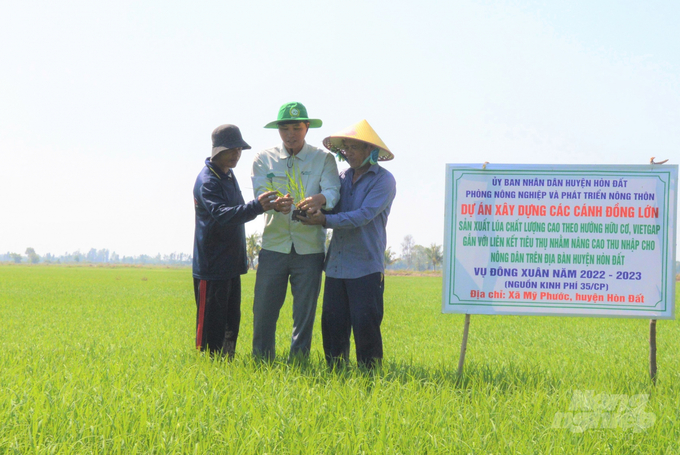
[193,158,264,280]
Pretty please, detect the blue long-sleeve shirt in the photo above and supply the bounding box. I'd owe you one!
[324,164,396,279]
[193,158,264,280]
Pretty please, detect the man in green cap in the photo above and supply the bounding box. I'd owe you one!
[251,102,341,361]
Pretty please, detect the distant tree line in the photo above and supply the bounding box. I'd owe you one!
[384,235,443,271]
[243,232,443,272]
[9,243,676,276]
[243,232,444,272]
[0,248,192,266]
[389,237,680,276]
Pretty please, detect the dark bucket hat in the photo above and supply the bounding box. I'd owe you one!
[264,102,322,129]
[211,124,251,158]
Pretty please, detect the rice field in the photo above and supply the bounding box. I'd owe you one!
[0,264,678,454]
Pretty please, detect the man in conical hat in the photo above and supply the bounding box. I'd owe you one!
[251,102,341,361]
[299,119,396,369]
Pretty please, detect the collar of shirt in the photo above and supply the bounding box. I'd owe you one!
[277,142,312,162]
[205,157,232,180]
[347,163,380,182]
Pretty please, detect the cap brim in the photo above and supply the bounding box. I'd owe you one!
[264,119,323,129]
[211,141,251,158]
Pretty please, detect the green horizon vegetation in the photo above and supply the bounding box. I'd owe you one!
[1,265,678,454]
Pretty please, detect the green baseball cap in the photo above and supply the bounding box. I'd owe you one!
[264,102,323,129]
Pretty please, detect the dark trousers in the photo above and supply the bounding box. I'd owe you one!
[194,277,241,357]
[252,246,324,360]
[322,272,384,368]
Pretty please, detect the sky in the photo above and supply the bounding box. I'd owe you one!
[1,0,678,259]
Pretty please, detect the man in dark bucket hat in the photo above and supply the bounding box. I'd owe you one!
[192,124,278,357]
[251,102,341,361]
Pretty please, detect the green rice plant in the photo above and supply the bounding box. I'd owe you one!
[285,160,306,207]
[0,265,678,454]
[264,160,307,207]
[263,177,285,199]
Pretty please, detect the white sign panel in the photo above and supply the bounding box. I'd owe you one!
[442,164,677,319]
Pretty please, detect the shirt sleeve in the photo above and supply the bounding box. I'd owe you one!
[251,152,269,199]
[318,152,341,210]
[325,172,396,229]
[200,177,264,226]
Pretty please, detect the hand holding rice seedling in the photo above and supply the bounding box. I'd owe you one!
[265,163,308,219]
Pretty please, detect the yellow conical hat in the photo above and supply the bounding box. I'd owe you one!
[323,119,394,161]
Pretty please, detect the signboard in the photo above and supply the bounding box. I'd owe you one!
[442,164,678,319]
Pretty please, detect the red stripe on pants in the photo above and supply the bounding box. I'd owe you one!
[196,280,207,349]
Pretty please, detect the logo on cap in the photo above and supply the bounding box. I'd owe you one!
[290,108,300,117]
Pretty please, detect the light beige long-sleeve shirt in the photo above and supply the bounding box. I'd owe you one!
[251,142,340,255]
